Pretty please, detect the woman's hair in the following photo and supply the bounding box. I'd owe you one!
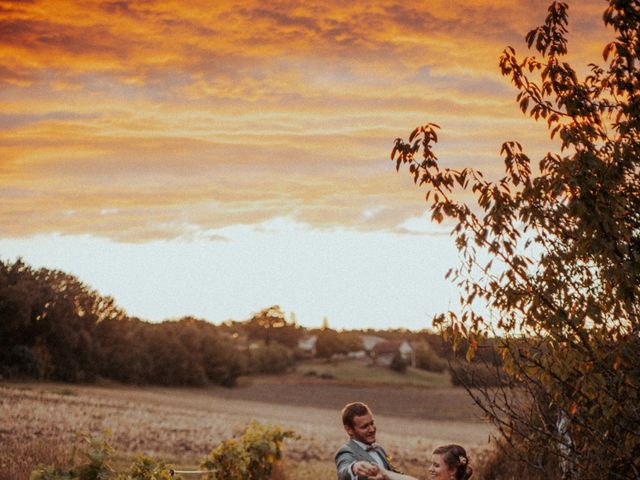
[433,444,473,480]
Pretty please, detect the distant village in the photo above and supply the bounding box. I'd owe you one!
[217,305,464,376]
[218,305,503,385]
[296,331,416,367]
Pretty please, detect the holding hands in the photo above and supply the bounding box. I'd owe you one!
[352,460,383,478]
[352,462,417,480]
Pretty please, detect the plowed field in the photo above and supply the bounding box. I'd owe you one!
[1,379,492,479]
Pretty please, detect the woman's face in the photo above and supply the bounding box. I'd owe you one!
[428,453,455,480]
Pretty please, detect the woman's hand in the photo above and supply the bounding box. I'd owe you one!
[367,471,390,480]
[379,469,419,480]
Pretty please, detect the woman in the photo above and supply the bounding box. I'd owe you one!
[428,444,473,480]
[361,444,472,480]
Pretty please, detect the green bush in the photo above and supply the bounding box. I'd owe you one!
[117,455,178,480]
[30,422,296,480]
[414,344,448,373]
[201,438,248,480]
[29,433,182,480]
[30,432,116,480]
[6,345,44,378]
[390,352,407,373]
[201,421,297,480]
[248,343,292,374]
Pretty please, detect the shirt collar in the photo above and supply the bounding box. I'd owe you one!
[352,439,378,450]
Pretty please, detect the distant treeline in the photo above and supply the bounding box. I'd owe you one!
[0,258,359,386]
[0,259,253,385]
[1,258,503,387]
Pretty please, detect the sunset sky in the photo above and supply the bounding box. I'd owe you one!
[0,0,610,330]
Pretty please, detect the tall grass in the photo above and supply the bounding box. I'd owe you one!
[0,436,71,480]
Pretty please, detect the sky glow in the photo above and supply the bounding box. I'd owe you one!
[0,0,608,329]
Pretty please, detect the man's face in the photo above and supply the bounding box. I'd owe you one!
[345,413,377,445]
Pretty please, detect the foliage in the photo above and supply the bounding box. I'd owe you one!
[390,351,408,373]
[473,440,554,480]
[5,343,45,378]
[413,343,448,372]
[30,432,115,480]
[242,422,295,480]
[391,1,640,478]
[339,331,364,352]
[248,342,293,374]
[314,328,348,360]
[0,259,123,382]
[201,421,297,480]
[141,317,245,386]
[448,357,506,388]
[202,439,248,480]
[30,422,296,480]
[244,305,303,348]
[116,455,177,480]
[0,259,244,387]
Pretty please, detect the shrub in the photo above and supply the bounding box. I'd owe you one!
[390,352,407,373]
[449,359,506,388]
[6,345,44,378]
[30,432,115,480]
[117,455,177,480]
[248,343,292,374]
[29,432,180,480]
[201,438,248,480]
[474,437,556,480]
[414,344,447,373]
[201,421,297,480]
[30,422,297,480]
[314,329,347,360]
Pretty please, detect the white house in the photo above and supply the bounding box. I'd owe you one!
[297,334,318,356]
[371,339,415,367]
[361,334,386,352]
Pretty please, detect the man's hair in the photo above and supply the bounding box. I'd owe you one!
[341,402,372,428]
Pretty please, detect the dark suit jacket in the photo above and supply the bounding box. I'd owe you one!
[335,438,395,480]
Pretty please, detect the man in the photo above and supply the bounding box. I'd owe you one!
[335,402,399,480]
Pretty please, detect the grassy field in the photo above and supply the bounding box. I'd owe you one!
[295,358,452,387]
[1,376,492,480]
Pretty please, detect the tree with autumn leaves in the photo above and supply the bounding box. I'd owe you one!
[392,2,639,479]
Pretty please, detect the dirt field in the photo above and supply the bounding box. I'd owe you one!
[1,379,493,479]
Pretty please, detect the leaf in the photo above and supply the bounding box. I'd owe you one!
[602,42,615,61]
[466,346,475,362]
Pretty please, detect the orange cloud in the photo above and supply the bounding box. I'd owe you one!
[0,0,610,240]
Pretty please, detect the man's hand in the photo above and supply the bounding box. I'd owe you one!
[352,461,380,478]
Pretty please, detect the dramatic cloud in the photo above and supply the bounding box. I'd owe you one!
[0,0,609,240]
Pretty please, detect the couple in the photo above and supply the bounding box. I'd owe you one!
[335,402,473,480]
